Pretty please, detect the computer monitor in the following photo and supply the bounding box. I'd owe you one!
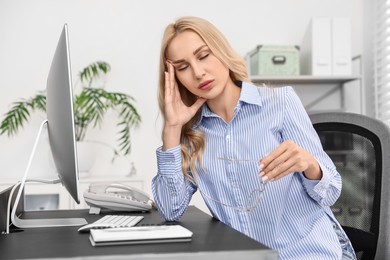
[46,24,80,204]
[10,24,87,228]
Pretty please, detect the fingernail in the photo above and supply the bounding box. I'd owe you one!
[259,171,264,177]
[262,175,268,183]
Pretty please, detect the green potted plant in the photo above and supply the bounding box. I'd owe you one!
[0,61,141,167]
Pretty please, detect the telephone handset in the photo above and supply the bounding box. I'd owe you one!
[83,182,154,215]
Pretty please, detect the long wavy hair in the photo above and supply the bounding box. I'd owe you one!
[158,16,250,180]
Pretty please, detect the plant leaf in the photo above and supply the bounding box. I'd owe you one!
[0,95,43,136]
[79,61,111,87]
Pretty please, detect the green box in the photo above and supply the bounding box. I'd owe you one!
[249,45,300,76]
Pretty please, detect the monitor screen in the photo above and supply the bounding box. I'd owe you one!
[46,24,80,204]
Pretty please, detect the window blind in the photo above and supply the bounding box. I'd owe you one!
[375,0,390,124]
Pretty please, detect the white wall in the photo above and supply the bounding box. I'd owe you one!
[0,0,364,212]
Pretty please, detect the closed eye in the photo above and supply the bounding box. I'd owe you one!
[177,64,189,71]
[199,53,209,60]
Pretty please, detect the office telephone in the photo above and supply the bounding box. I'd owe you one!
[83,182,154,214]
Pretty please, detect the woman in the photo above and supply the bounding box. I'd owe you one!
[152,16,356,260]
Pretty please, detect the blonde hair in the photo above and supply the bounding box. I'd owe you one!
[158,16,250,180]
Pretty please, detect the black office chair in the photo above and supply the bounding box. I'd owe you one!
[309,112,390,260]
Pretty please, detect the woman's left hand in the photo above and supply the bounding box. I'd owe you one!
[259,140,322,182]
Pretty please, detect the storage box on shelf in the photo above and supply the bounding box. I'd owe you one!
[248,45,300,76]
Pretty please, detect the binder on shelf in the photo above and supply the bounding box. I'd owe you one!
[332,17,352,75]
[300,17,332,76]
[300,17,352,76]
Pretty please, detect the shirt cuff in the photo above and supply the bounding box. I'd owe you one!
[301,161,331,198]
[156,145,183,175]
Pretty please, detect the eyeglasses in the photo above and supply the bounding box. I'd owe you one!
[195,157,267,213]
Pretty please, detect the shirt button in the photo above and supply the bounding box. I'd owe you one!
[226,134,230,140]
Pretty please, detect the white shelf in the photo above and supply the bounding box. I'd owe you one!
[250,74,363,113]
[247,55,364,114]
[250,75,361,85]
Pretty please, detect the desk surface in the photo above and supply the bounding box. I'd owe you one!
[0,206,278,260]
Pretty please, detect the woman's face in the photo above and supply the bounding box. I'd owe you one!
[166,30,230,100]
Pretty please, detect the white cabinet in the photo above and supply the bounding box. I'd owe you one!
[0,181,71,210]
[0,176,144,211]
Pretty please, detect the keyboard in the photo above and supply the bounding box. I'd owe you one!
[78,215,144,233]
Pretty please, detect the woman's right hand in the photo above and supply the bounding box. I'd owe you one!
[162,62,206,150]
[164,62,206,127]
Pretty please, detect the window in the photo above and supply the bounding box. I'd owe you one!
[375,0,390,124]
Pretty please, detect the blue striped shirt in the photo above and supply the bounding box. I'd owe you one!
[152,82,344,259]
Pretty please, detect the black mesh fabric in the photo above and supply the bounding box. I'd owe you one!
[314,123,381,260]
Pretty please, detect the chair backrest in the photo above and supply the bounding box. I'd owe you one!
[309,112,390,260]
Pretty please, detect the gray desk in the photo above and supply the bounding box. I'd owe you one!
[0,206,278,259]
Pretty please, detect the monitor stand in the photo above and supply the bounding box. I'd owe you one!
[8,120,87,232]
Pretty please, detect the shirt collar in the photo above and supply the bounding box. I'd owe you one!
[194,82,263,128]
[239,81,263,106]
